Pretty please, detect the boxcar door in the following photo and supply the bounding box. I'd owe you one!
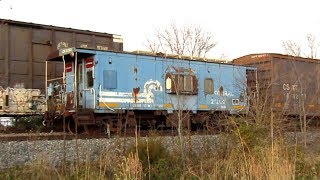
[82,57,95,109]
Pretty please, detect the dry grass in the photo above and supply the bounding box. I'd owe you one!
[115,153,143,180]
[1,120,320,179]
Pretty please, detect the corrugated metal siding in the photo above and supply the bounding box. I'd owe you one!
[233,53,320,116]
[272,58,320,115]
[0,19,123,93]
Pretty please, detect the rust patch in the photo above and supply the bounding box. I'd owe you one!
[219,86,224,96]
[66,92,74,109]
[132,87,140,103]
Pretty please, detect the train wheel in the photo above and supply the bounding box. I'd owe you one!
[67,118,84,134]
[67,118,76,134]
[84,125,96,135]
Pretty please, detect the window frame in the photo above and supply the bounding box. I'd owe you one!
[165,73,198,95]
[204,78,214,94]
[103,70,117,89]
[86,69,94,88]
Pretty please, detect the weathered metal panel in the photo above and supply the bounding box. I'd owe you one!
[3,23,9,87]
[9,74,28,87]
[76,34,94,49]
[95,36,112,51]
[33,44,51,62]
[0,18,123,93]
[55,62,64,77]
[0,60,3,74]
[272,58,320,115]
[95,36,111,44]
[233,54,272,65]
[76,33,92,42]
[9,26,30,61]
[55,31,73,49]
[233,53,320,116]
[32,29,51,45]
[32,75,45,91]
[10,61,29,75]
[33,62,46,76]
[0,24,4,60]
[112,35,123,51]
[0,87,4,111]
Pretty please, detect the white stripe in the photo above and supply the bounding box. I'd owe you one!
[100,91,132,97]
[99,97,148,103]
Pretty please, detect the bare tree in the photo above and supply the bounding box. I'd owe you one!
[146,22,217,58]
[145,22,217,170]
[282,33,320,58]
[282,40,301,57]
[306,34,318,58]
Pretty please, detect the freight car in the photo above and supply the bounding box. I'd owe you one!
[0,86,45,116]
[44,47,252,133]
[0,19,123,93]
[233,53,320,117]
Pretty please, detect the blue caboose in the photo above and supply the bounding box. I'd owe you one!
[45,48,251,132]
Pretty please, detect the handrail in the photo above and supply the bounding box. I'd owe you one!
[46,77,65,82]
[91,88,96,109]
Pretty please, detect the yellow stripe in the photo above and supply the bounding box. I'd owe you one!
[274,103,282,108]
[99,102,119,108]
[233,105,245,109]
[163,103,173,108]
[199,104,208,109]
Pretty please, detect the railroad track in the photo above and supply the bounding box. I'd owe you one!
[0,132,99,141]
[4,124,318,142]
[0,129,218,142]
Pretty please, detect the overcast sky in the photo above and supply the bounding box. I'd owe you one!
[1,0,320,59]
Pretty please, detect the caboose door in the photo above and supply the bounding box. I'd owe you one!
[79,57,95,109]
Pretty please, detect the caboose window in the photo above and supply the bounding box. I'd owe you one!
[103,70,117,89]
[86,70,93,88]
[204,78,214,94]
[166,73,198,95]
[184,75,193,92]
[177,75,184,92]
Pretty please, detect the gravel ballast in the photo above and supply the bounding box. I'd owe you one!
[0,135,220,169]
[0,132,319,169]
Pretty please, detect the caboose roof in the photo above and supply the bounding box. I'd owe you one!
[46,48,95,62]
[47,47,233,65]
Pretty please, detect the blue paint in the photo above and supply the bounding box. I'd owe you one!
[68,49,253,114]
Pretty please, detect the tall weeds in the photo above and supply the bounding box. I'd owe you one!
[1,123,319,179]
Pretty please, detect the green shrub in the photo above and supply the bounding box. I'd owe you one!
[11,116,44,132]
[127,137,183,179]
[235,122,269,152]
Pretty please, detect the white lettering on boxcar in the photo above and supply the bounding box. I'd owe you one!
[282,83,298,91]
